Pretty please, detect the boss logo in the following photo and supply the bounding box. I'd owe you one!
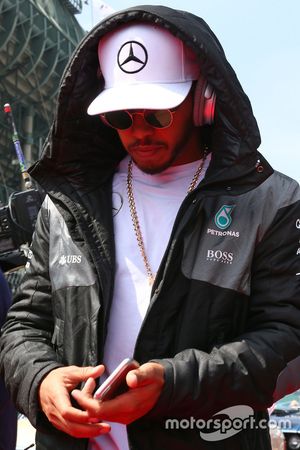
[207,249,234,264]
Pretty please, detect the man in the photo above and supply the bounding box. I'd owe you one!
[0,269,17,450]
[1,5,300,450]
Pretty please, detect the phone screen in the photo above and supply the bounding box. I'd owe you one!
[94,358,140,401]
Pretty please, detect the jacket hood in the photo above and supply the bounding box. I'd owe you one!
[30,5,264,189]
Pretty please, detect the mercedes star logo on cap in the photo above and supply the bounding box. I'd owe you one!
[117,41,148,74]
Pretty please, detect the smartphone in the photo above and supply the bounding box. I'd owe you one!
[94,358,140,401]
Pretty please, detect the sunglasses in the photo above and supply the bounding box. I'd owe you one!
[100,108,176,130]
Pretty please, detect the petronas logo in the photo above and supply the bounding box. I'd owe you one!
[214,205,235,230]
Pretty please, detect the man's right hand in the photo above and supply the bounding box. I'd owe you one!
[38,365,111,438]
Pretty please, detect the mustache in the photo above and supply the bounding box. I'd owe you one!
[129,139,165,149]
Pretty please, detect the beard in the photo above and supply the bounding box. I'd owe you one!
[130,122,200,175]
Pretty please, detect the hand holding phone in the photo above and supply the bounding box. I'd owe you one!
[94,358,139,401]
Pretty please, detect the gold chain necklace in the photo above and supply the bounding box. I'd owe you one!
[126,151,208,285]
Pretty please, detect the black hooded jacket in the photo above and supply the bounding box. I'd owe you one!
[1,5,300,450]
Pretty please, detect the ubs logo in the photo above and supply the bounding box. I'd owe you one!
[59,255,82,265]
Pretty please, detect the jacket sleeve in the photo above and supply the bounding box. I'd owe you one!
[149,189,300,419]
[0,197,63,427]
[0,269,12,326]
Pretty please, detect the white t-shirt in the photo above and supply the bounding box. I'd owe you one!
[89,153,211,450]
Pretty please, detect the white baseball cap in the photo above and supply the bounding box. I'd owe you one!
[87,22,200,115]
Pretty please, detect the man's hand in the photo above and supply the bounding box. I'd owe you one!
[38,365,111,438]
[71,362,165,424]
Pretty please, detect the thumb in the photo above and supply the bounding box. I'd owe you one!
[72,364,105,383]
[126,363,163,389]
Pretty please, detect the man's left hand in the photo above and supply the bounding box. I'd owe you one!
[71,362,164,424]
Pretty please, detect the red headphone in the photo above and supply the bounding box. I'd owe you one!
[193,76,216,126]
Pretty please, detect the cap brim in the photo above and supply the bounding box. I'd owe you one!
[87,81,192,115]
